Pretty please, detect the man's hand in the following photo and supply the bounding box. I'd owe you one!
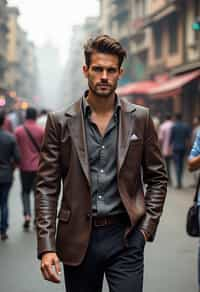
[188,156,200,172]
[139,229,148,241]
[40,252,61,283]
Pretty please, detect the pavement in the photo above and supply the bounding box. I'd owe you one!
[0,168,199,292]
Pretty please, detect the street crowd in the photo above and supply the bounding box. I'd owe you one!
[0,107,47,239]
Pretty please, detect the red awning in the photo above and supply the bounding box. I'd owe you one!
[117,80,159,96]
[149,69,200,99]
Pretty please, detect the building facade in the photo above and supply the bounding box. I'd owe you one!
[0,0,8,88]
[5,6,37,104]
[99,0,200,123]
[146,0,200,122]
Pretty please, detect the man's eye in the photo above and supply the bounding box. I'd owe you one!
[108,68,117,73]
[93,67,102,72]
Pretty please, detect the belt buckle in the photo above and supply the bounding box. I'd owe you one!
[94,217,108,227]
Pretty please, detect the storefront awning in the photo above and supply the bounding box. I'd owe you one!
[117,80,159,96]
[149,69,200,99]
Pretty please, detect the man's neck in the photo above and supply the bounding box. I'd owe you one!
[86,91,116,115]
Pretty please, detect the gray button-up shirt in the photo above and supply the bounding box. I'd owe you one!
[82,94,126,216]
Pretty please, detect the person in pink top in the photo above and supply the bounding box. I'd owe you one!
[158,113,174,185]
[15,107,44,230]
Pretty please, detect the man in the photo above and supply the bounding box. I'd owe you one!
[0,110,20,240]
[158,113,174,185]
[15,107,44,230]
[170,113,191,189]
[192,115,200,144]
[188,130,200,291]
[191,116,200,185]
[36,35,168,292]
[2,110,13,133]
[37,109,48,129]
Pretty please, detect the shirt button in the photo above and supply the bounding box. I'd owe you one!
[100,169,104,173]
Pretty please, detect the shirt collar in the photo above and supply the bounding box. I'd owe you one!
[82,90,121,118]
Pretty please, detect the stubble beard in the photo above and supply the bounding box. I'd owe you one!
[88,81,117,98]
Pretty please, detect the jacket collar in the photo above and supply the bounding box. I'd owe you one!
[64,95,136,117]
[64,95,137,185]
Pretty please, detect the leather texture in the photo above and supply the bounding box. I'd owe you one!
[35,98,168,265]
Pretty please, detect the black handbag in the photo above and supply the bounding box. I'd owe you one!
[186,176,200,237]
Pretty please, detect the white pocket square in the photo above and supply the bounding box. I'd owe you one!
[130,134,139,141]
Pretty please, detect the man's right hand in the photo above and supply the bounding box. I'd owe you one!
[40,252,61,283]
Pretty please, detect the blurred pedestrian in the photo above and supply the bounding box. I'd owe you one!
[158,113,174,185]
[37,109,48,129]
[152,111,160,132]
[2,110,13,133]
[0,110,20,240]
[170,113,191,188]
[188,130,200,291]
[191,116,200,185]
[15,107,44,230]
[7,109,23,130]
[35,35,168,292]
[192,116,200,144]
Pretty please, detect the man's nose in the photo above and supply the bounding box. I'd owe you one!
[101,70,108,80]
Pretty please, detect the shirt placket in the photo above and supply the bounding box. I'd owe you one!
[96,116,116,215]
[96,136,106,215]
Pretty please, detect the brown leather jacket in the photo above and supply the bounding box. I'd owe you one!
[35,98,168,265]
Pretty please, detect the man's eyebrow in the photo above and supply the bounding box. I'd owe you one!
[92,65,118,69]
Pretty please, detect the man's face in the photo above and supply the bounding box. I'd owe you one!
[83,52,123,98]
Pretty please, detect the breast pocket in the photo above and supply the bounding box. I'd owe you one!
[129,138,143,146]
[125,139,143,167]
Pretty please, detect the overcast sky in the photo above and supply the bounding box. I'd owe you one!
[8,0,99,63]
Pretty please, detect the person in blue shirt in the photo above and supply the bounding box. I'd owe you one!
[170,113,191,188]
[188,130,200,291]
[189,131,200,172]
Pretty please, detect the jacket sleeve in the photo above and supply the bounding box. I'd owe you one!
[139,109,168,241]
[35,112,61,259]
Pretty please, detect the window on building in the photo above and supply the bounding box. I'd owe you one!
[154,22,162,59]
[168,13,178,54]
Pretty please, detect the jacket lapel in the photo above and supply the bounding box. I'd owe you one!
[65,99,90,186]
[118,100,136,173]
[65,98,136,183]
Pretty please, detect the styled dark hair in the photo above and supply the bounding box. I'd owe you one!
[165,113,172,120]
[84,35,127,68]
[26,107,37,120]
[175,113,182,120]
[0,109,6,127]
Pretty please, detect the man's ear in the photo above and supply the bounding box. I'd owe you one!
[83,65,89,78]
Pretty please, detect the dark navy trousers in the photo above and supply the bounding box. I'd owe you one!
[64,222,145,292]
[0,182,12,234]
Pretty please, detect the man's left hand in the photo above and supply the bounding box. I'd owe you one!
[139,229,148,241]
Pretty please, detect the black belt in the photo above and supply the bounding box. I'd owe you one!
[92,214,129,227]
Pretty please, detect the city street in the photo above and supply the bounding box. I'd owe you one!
[0,170,198,292]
